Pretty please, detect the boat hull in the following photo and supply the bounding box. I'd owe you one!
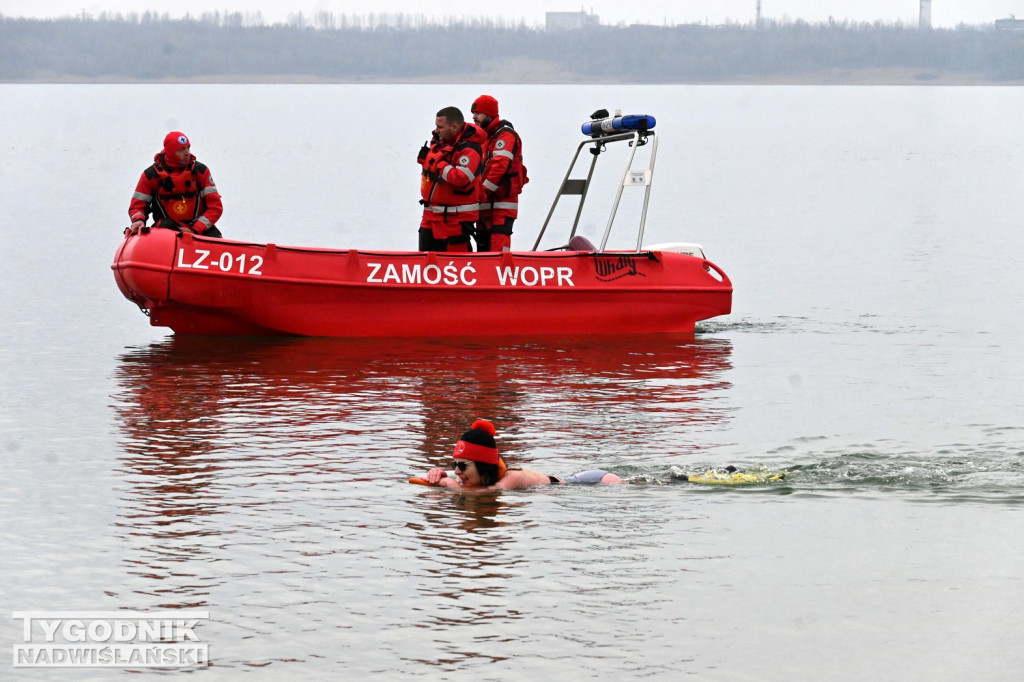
[111,229,732,337]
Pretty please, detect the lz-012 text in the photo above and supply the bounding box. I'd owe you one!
[176,249,264,275]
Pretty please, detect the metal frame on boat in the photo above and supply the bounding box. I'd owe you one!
[536,118,658,252]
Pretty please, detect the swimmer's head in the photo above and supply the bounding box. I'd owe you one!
[452,419,505,486]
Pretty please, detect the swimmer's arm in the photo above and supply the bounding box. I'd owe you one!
[425,475,514,492]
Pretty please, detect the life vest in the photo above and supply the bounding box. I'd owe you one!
[144,159,209,224]
[420,123,486,222]
[482,119,529,203]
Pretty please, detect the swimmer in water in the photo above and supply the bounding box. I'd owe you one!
[417,419,622,490]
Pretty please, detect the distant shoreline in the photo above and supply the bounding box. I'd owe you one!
[6,68,1022,86]
[6,19,1024,87]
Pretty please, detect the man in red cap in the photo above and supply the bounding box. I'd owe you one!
[128,131,223,237]
[417,107,487,251]
[471,95,528,252]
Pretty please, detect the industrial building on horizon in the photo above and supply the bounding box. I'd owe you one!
[545,2,1021,31]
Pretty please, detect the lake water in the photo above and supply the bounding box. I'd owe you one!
[2,84,1023,680]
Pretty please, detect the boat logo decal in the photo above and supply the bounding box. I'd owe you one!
[594,256,645,282]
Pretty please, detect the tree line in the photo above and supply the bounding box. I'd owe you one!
[2,14,1023,82]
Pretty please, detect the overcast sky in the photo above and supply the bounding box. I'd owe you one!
[2,1,1021,28]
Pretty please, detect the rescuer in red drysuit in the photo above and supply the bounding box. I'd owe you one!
[417,106,487,252]
[470,95,528,252]
[128,131,223,237]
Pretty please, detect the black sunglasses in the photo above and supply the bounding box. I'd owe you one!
[452,460,472,472]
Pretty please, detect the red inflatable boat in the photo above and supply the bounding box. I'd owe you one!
[112,115,733,337]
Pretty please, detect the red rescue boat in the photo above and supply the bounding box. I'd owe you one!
[112,114,732,337]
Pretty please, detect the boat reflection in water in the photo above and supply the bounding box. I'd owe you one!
[111,334,733,605]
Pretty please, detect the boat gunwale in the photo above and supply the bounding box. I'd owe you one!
[114,231,732,295]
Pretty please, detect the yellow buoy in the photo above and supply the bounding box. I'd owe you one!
[685,468,785,485]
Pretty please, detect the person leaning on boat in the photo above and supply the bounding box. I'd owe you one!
[418,419,623,491]
[417,106,487,252]
[470,95,528,253]
[128,131,223,238]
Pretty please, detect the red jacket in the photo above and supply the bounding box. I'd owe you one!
[129,153,223,233]
[419,123,487,226]
[480,118,528,221]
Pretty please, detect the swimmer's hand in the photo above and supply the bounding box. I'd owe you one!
[432,469,463,488]
[409,468,462,488]
[426,467,449,484]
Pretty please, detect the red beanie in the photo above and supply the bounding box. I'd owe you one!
[471,95,499,119]
[452,419,500,465]
[163,131,190,156]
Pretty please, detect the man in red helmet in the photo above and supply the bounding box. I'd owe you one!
[128,131,223,237]
[417,106,487,252]
[471,95,528,252]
